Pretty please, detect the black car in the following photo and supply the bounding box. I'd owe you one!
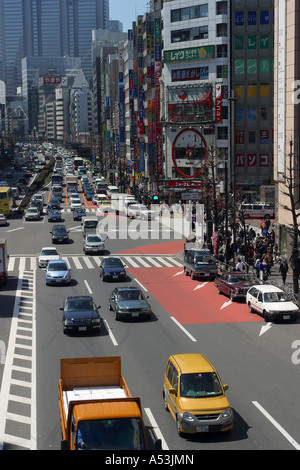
[85,191,94,201]
[60,296,101,335]
[73,208,87,221]
[50,224,69,243]
[48,197,60,210]
[47,209,62,222]
[100,257,127,282]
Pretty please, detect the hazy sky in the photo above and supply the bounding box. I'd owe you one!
[109,0,150,32]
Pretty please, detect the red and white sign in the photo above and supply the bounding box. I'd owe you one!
[215,84,222,123]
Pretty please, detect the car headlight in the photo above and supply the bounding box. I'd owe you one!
[92,318,101,324]
[222,409,232,419]
[182,412,195,421]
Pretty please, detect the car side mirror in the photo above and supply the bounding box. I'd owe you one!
[223,384,229,392]
[169,387,177,396]
[59,307,64,311]
[97,305,101,309]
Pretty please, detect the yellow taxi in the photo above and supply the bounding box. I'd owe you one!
[163,354,233,436]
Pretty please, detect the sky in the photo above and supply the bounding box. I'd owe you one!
[109,0,150,32]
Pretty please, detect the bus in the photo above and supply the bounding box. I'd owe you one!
[0,187,14,216]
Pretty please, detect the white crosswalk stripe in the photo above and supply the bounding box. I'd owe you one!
[8,254,183,272]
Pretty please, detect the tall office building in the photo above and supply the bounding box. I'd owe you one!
[0,0,109,97]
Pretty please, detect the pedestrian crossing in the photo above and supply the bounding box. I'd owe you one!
[8,254,183,273]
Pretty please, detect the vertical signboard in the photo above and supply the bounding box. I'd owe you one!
[215,84,222,123]
[277,0,286,173]
[155,17,163,175]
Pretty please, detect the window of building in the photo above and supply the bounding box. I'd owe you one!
[217,127,228,140]
[171,26,208,43]
[171,4,208,22]
[216,44,228,58]
[216,1,228,15]
[217,24,228,37]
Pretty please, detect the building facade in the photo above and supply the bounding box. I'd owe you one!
[231,0,274,203]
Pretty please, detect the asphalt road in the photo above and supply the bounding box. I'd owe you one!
[0,182,300,452]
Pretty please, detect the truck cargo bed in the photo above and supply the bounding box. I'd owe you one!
[63,386,127,418]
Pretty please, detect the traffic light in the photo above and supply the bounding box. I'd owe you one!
[153,194,159,203]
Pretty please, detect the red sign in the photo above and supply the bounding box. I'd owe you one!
[215,84,222,123]
[43,77,62,85]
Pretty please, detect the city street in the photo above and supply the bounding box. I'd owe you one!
[0,179,300,451]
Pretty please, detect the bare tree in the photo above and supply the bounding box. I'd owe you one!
[280,140,300,295]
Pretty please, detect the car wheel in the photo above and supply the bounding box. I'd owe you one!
[191,271,195,280]
[217,287,222,295]
[248,302,254,313]
[115,311,120,321]
[109,303,112,311]
[263,310,270,322]
[230,291,234,301]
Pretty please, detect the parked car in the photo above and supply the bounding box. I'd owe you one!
[38,247,60,268]
[47,209,62,222]
[50,225,69,244]
[239,203,275,219]
[183,249,218,280]
[73,208,87,221]
[60,296,101,335]
[109,287,152,321]
[214,272,256,301]
[25,207,40,221]
[83,234,105,254]
[0,214,7,226]
[246,285,299,322]
[163,354,233,436]
[45,259,71,285]
[99,257,127,282]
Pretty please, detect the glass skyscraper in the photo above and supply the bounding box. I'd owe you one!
[0,0,109,97]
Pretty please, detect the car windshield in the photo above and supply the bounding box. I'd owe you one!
[263,292,287,302]
[66,298,94,311]
[118,290,143,301]
[41,249,58,256]
[27,209,37,213]
[228,274,254,283]
[76,418,145,450]
[104,258,123,267]
[194,255,215,265]
[85,221,98,228]
[180,373,223,398]
[49,211,60,215]
[87,236,101,243]
[48,262,67,271]
[54,226,66,234]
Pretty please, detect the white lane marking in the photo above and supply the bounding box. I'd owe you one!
[144,407,169,450]
[84,280,93,294]
[124,256,139,268]
[134,279,148,292]
[170,317,197,342]
[103,319,118,346]
[252,401,300,450]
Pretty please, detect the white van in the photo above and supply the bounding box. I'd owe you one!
[106,185,118,198]
[239,203,274,219]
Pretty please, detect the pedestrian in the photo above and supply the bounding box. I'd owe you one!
[279,259,289,284]
[235,258,245,272]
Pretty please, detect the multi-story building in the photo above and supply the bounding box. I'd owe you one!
[161,0,230,200]
[0,0,109,97]
[274,0,300,256]
[231,0,274,203]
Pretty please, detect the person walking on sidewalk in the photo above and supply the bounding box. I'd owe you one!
[279,258,289,284]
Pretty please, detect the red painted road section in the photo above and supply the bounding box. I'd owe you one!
[127,267,263,325]
[119,240,184,255]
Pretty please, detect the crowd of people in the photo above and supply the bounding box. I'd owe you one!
[212,217,292,284]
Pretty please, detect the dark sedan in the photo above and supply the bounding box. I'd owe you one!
[73,208,87,221]
[109,287,152,321]
[60,296,101,335]
[214,272,257,301]
[50,224,69,243]
[48,197,60,210]
[47,209,62,222]
[99,257,126,282]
